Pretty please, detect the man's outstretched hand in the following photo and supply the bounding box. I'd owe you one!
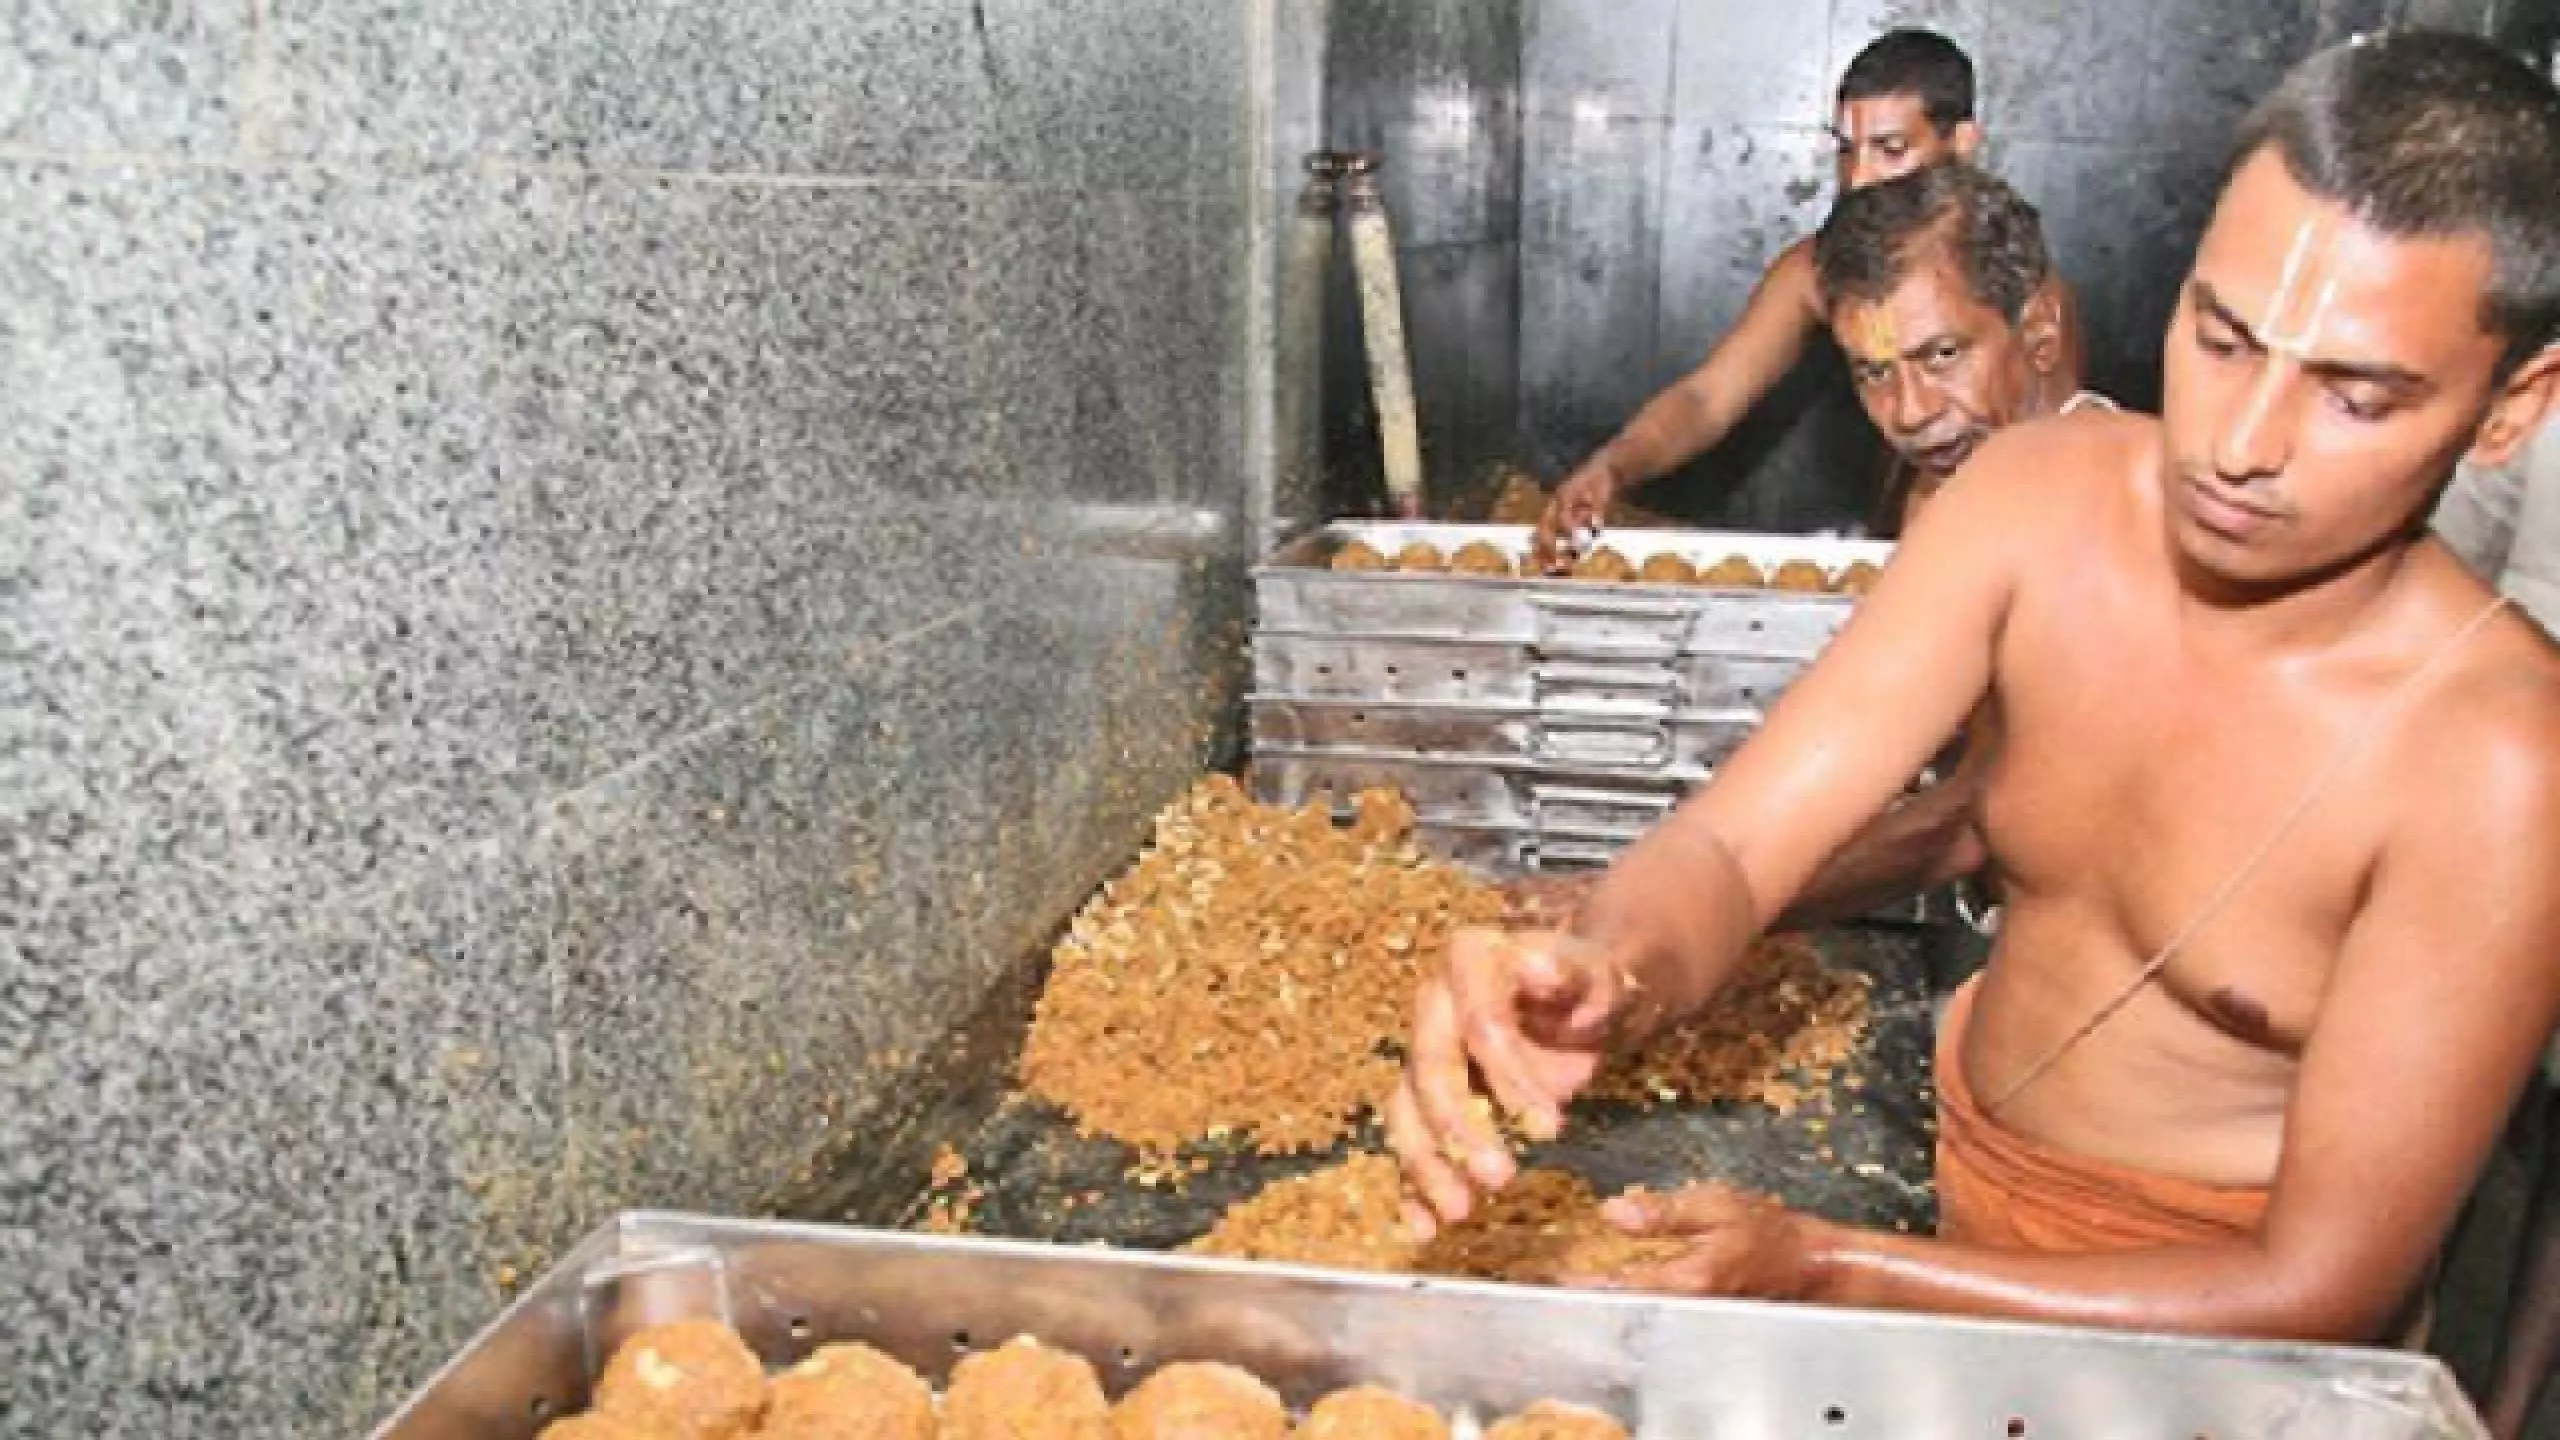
[1385,927,1630,1236]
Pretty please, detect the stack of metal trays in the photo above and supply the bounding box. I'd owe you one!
[1249,522,1891,878]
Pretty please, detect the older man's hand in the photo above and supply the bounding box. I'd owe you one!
[1530,462,1618,574]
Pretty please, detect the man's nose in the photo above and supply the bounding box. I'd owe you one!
[2212,361,2297,481]
[1890,368,1942,436]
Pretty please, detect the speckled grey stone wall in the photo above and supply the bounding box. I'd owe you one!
[2,3,1264,1436]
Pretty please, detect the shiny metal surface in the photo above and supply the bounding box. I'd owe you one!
[1254,522,1889,656]
[375,1211,2487,1440]
[1251,746,1700,871]
[1254,745,1571,827]
[1321,0,1522,518]
[1411,817,1943,923]
[1251,632,1807,712]
[1250,696,1760,772]
[1248,524,1885,877]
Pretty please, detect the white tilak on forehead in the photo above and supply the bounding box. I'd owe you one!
[2258,218,2344,360]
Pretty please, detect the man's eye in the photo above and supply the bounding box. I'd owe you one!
[1854,364,1892,387]
[2195,325,2240,358]
[1881,139,1908,157]
[2329,388,2390,422]
[1924,343,1962,372]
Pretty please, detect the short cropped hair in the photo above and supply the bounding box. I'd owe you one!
[1837,29,1977,132]
[2232,30,2560,371]
[1815,164,2052,326]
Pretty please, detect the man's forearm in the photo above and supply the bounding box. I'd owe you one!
[1802,1222,2384,1344]
[1571,761,1975,1037]
[1592,383,1724,495]
[1570,816,1764,1045]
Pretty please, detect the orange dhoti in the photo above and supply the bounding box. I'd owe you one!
[1932,981,2435,1346]
[1934,981,2270,1252]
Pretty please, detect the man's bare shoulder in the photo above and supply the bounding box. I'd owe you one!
[2425,619,2560,760]
[2392,570,2560,847]
[1927,407,2160,542]
[1769,236,1822,315]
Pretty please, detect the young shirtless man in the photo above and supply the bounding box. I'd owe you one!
[1531,29,2088,570]
[1392,31,2560,1344]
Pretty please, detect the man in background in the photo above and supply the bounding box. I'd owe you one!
[1510,163,2080,930]
[1531,29,2088,568]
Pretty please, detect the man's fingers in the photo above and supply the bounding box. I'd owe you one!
[1533,492,1592,574]
[1516,936,1624,1050]
[1599,1191,1659,1233]
[1385,1081,1473,1228]
[1451,932,1567,1141]
[1530,523,1568,575]
[1400,1198,1439,1243]
[1408,982,1514,1192]
[1556,1237,1721,1295]
[1464,1010,1564,1143]
[1509,937,1591,1005]
[1605,1183,1749,1236]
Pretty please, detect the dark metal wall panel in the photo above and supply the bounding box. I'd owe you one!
[1525,0,1679,120]
[1322,0,1526,517]
[1518,108,1671,476]
[1673,4,1837,131]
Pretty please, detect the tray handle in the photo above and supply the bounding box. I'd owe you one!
[1529,661,1681,712]
[1528,716,1673,768]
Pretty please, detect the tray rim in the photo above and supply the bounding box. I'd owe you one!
[372,1209,2482,1439]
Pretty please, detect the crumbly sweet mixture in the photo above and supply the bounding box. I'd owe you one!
[1020,778,1508,1158]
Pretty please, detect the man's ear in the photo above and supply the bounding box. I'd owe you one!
[2470,345,2560,468]
[2019,286,2063,376]
[1949,119,1984,162]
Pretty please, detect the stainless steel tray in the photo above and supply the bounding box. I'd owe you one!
[1407,817,1979,925]
[1255,524,1888,659]
[1252,747,1690,830]
[1251,631,1808,712]
[371,1211,2487,1439]
[1414,818,1686,876]
[1251,695,1761,773]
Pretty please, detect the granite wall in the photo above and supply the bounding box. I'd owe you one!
[1,2,1274,1435]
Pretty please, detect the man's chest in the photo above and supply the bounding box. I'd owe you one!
[1973,622,2393,1049]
